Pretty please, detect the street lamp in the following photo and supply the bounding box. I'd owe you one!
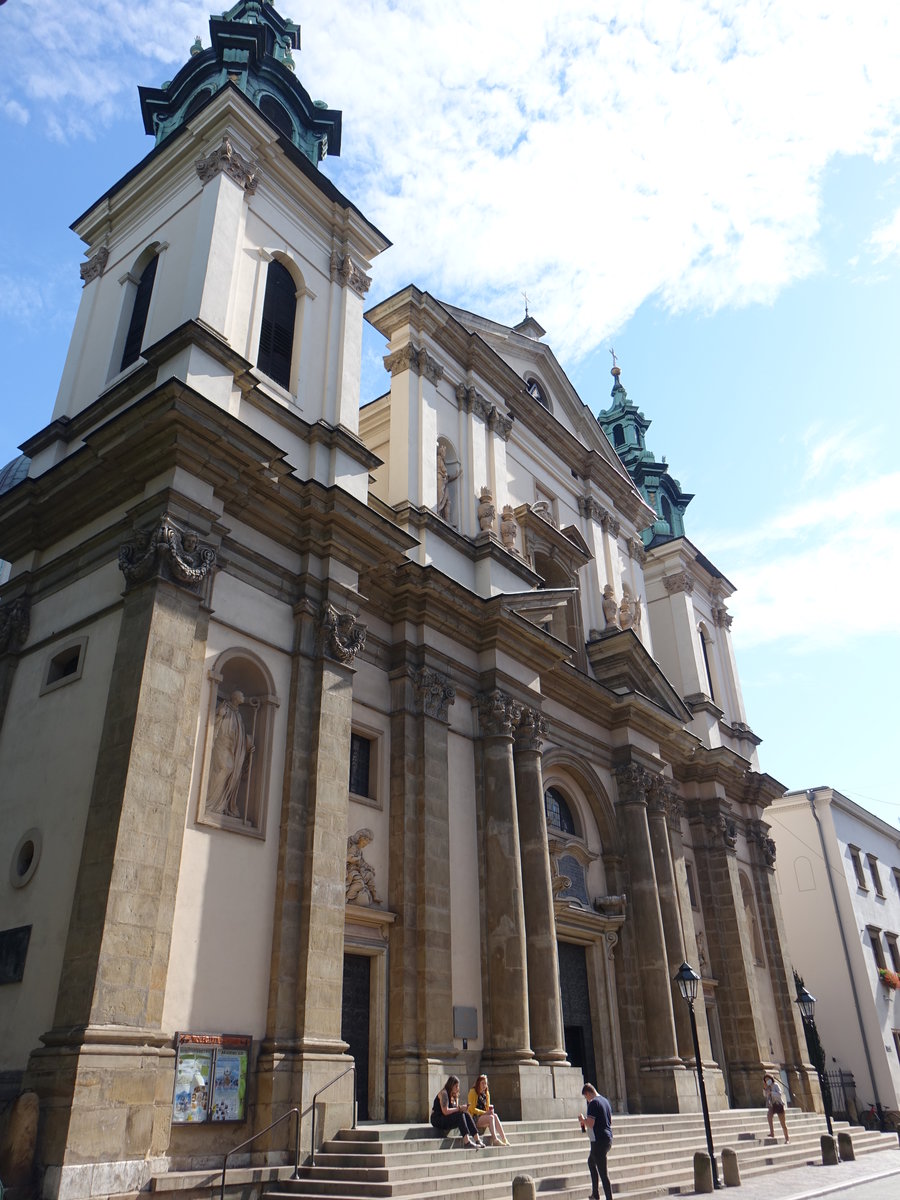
[795,984,834,1136]
[674,961,720,1189]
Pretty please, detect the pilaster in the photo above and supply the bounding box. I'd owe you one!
[24,513,215,1194]
[257,598,364,1148]
[689,798,772,1106]
[614,762,690,1111]
[747,816,821,1112]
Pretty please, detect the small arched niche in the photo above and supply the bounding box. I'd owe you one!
[197,649,279,838]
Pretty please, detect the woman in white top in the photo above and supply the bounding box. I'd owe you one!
[764,1073,789,1142]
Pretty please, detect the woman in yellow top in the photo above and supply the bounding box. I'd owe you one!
[467,1073,510,1146]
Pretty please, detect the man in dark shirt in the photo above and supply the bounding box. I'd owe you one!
[579,1083,613,1200]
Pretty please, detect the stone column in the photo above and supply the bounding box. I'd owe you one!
[513,707,566,1065]
[689,800,770,1106]
[257,599,365,1145]
[385,664,457,1120]
[476,689,537,1113]
[747,817,820,1112]
[614,763,686,1111]
[24,514,215,1197]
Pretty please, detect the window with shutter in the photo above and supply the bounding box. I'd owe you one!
[120,253,158,370]
[257,260,297,389]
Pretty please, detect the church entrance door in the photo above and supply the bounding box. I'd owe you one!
[341,953,370,1120]
[558,940,597,1086]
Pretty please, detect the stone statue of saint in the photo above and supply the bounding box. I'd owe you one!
[477,486,495,532]
[346,828,380,906]
[619,589,634,630]
[207,690,253,818]
[436,443,460,522]
[602,584,619,630]
[499,505,517,551]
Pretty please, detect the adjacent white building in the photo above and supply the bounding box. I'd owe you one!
[768,787,900,1113]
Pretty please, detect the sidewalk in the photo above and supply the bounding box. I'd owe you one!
[680,1149,900,1200]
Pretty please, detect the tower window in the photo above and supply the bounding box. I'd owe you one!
[612,424,625,448]
[260,95,294,140]
[699,626,716,702]
[257,260,297,389]
[120,253,158,370]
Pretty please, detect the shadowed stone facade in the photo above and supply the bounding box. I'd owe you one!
[0,5,820,1196]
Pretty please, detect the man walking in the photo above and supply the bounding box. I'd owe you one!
[579,1083,613,1200]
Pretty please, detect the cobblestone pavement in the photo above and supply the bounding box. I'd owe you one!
[679,1151,900,1200]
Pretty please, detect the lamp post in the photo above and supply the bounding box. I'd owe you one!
[795,984,834,1136]
[674,961,720,1189]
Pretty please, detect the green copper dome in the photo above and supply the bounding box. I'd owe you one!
[139,1,341,167]
[597,367,693,549]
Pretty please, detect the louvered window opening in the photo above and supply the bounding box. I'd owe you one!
[257,260,296,389]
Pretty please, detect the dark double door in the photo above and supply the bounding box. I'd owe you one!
[341,953,370,1120]
[558,940,597,1086]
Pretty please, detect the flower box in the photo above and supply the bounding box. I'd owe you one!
[878,968,900,991]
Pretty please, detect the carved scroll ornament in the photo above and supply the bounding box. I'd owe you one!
[118,514,216,593]
[0,596,30,654]
[320,603,366,665]
[330,250,371,298]
[476,688,521,738]
[195,136,258,193]
[80,247,109,285]
[414,666,456,721]
[515,705,549,752]
[384,343,443,385]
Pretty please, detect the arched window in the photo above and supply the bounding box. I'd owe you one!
[120,252,159,370]
[526,378,550,409]
[257,259,297,389]
[182,87,214,124]
[260,94,294,140]
[612,424,625,448]
[699,624,716,702]
[660,495,673,531]
[545,786,577,836]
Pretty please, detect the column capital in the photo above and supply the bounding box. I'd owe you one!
[696,802,739,854]
[747,818,777,868]
[613,761,652,806]
[118,513,216,595]
[319,602,367,665]
[384,342,443,384]
[0,595,30,655]
[412,666,455,720]
[514,705,549,752]
[476,688,522,737]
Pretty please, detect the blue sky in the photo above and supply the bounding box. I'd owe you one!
[1,0,898,826]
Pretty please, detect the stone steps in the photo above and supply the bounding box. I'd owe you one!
[255,1112,898,1200]
[150,1111,899,1200]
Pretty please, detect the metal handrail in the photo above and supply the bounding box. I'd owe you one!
[219,1106,301,1200]
[309,1065,357,1167]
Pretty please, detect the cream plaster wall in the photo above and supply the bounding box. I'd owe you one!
[0,605,122,1071]
[161,616,292,1038]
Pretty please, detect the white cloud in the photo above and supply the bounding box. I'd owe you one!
[5,2,900,357]
[1,100,29,125]
[801,424,869,482]
[868,205,900,262]
[704,472,900,649]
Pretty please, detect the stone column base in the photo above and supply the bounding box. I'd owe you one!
[483,1062,585,1120]
[634,1060,722,1114]
[386,1053,465,1122]
[23,1026,174,1200]
[255,1045,355,1159]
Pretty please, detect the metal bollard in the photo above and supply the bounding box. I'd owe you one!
[512,1174,537,1200]
[821,1134,838,1165]
[693,1150,714,1194]
[721,1146,741,1187]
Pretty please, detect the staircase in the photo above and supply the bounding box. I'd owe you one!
[151,1111,899,1200]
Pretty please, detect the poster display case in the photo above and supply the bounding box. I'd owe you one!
[172,1032,251,1123]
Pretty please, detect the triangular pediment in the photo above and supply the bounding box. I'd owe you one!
[586,629,692,722]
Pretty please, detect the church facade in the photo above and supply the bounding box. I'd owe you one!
[0,4,819,1196]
